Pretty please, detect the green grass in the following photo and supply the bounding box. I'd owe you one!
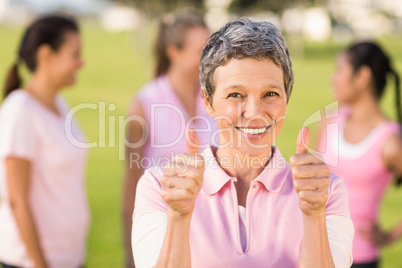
[0,22,401,267]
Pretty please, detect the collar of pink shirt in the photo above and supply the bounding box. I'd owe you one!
[201,145,290,195]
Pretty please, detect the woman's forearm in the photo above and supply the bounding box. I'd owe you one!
[391,220,402,242]
[10,200,48,268]
[155,209,192,268]
[300,214,334,268]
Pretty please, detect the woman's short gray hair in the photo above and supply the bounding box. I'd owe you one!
[200,18,294,104]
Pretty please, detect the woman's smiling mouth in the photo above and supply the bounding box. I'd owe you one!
[235,126,270,135]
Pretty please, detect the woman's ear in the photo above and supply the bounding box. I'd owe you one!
[201,89,215,117]
[166,45,180,63]
[36,44,53,67]
[355,65,373,91]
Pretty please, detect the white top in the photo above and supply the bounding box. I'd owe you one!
[0,90,90,268]
[337,121,388,159]
[238,205,247,251]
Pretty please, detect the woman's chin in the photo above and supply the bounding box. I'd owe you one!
[237,145,273,159]
[217,128,275,154]
[234,138,273,156]
[63,79,77,88]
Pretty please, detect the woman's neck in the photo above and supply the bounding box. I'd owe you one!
[167,68,199,118]
[25,73,60,116]
[347,91,385,125]
[215,146,272,184]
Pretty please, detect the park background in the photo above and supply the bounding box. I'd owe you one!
[0,0,401,267]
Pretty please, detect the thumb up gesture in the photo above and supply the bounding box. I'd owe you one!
[161,128,205,218]
[290,127,330,217]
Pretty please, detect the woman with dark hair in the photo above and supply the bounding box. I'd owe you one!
[317,41,402,268]
[122,10,218,267]
[0,15,89,268]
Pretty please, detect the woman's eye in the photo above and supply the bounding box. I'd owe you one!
[228,93,242,98]
[265,92,278,97]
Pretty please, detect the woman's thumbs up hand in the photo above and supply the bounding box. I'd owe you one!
[290,127,330,217]
[161,128,205,218]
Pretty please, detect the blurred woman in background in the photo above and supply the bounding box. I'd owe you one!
[122,10,217,267]
[0,15,89,268]
[317,41,402,268]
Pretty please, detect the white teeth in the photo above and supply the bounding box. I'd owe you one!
[239,127,267,135]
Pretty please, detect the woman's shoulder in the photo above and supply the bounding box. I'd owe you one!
[135,76,168,103]
[129,76,170,118]
[381,121,402,169]
[139,166,165,188]
[0,90,36,116]
[329,173,343,186]
[325,173,351,216]
[135,166,169,213]
[384,120,401,133]
[373,119,401,145]
[135,166,166,210]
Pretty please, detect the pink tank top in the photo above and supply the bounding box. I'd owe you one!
[319,106,400,263]
[132,75,218,168]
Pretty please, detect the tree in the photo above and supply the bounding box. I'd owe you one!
[113,0,205,16]
[229,0,317,15]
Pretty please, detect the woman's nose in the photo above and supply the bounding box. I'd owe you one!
[242,98,263,119]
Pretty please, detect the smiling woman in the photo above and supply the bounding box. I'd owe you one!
[132,18,354,268]
[205,58,287,155]
[0,15,89,268]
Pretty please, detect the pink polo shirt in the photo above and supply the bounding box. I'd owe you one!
[132,146,354,267]
[0,90,90,268]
